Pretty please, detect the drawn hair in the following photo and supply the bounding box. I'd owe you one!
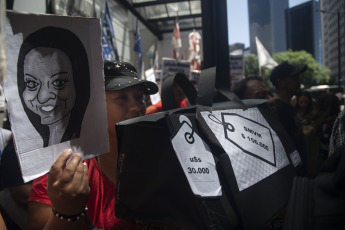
[17,26,90,147]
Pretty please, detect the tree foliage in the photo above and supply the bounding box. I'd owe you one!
[244,50,331,88]
[244,54,259,77]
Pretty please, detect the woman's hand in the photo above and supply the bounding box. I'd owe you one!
[47,149,90,216]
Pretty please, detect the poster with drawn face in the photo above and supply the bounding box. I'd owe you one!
[3,11,109,182]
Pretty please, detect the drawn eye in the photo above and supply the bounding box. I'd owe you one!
[26,80,39,89]
[52,79,66,88]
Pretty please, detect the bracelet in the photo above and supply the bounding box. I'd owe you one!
[52,206,88,222]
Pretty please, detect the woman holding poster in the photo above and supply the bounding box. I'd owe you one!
[27,61,158,230]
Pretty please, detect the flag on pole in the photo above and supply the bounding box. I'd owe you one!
[146,41,156,59]
[255,36,277,69]
[146,41,158,69]
[153,49,159,70]
[92,0,97,17]
[133,18,142,78]
[188,30,201,70]
[172,18,182,59]
[102,0,119,61]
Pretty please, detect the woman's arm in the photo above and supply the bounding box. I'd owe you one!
[9,182,32,210]
[28,201,85,229]
[27,149,90,230]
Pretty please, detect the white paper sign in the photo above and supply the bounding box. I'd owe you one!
[161,58,190,79]
[222,113,275,165]
[229,53,244,75]
[171,115,222,197]
[200,108,290,191]
[145,68,161,105]
[4,11,109,182]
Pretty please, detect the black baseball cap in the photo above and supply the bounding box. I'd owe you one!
[104,61,158,95]
[270,61,307,86]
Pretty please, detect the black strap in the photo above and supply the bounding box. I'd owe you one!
[201,200,217,230]
[161,72,197,111]
[218,88,247,110]
[197,67,216,107]
[196,67,247,110]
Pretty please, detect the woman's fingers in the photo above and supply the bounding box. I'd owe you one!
[59,152,83,185]
[66,159,87,191]
[75,162,90,195]
[48,149,72,186]
[82,162,90,193]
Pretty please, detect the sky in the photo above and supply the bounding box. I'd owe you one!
[227,0,313,47]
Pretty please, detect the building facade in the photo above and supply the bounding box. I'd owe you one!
[320,0,345,84]
[248,0,288,55]
[285,1,322,63]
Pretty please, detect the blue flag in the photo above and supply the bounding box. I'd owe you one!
[102,1,119,61]
[133,18,142,77]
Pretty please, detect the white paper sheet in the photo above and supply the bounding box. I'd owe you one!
[171,115,222,197]
[200,108,290,191]
[145,68,161,105]
[3,11,109,182]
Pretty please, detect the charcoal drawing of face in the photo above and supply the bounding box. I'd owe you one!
[23,48,76,125]
[17,27,90,147]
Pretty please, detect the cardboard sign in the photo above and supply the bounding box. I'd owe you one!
[145,68,161,105]
[162,58,190,79]
[229,49,244,89]
[4,11,109,182]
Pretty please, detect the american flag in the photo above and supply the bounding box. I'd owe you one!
[102,0,119,61]
[133,18,142,78]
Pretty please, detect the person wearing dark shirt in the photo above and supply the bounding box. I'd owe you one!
[270,61,307,176]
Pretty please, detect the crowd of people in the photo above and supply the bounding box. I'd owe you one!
[233,61,343,179]
[0,35,344,230]
[232,62,344,229]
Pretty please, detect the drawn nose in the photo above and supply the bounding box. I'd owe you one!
[37,84,56,104]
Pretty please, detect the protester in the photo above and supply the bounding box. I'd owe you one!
[27,61,158,229]
[146,73,190,114]
[270,61,307,176]
[232,76,276,112]
[291,90,317,177]
[0,139,32,230]
[329,108,345,157]
[0,128,30,230]
[294,90,314,121]
[308,93,340,171]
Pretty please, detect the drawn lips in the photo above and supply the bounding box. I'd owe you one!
[41,106,54,112]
